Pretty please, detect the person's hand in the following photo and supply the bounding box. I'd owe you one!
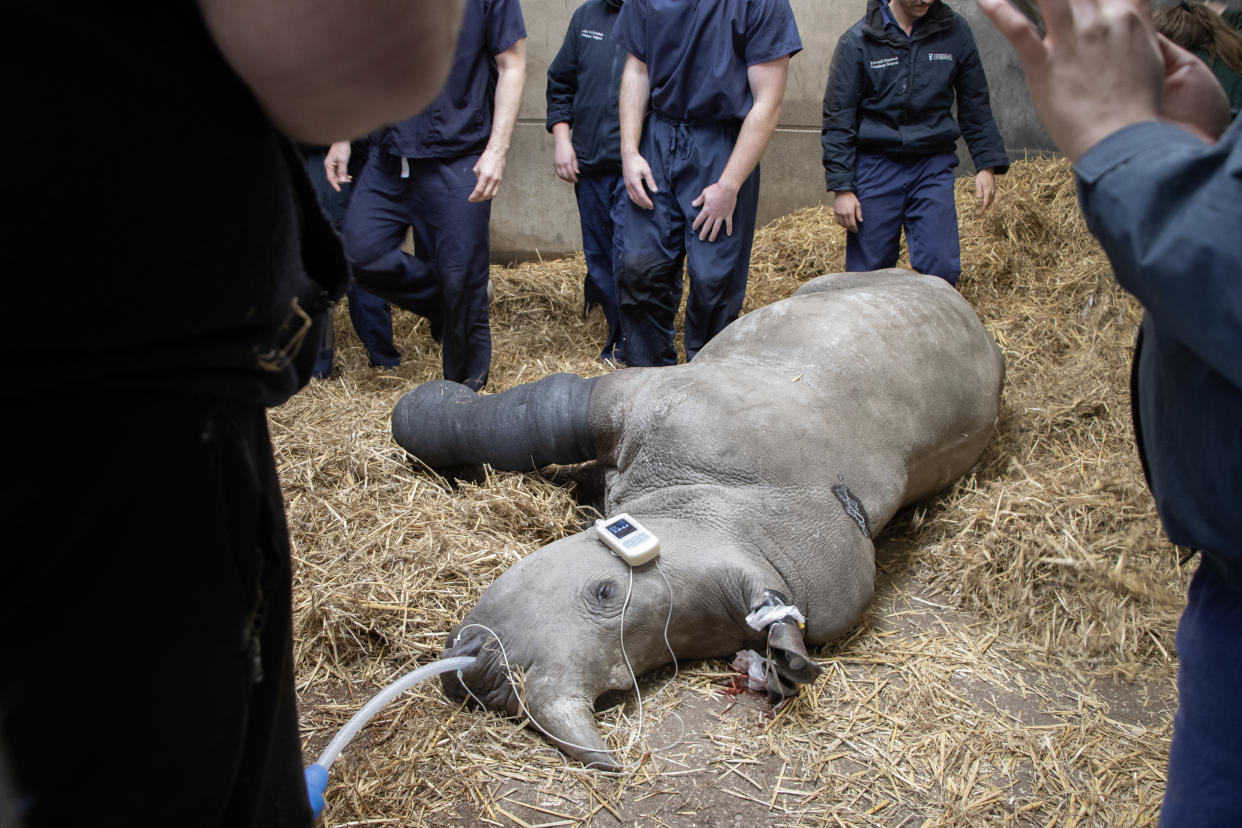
[469,146,506,202]
[623,152,657,209]
[553,134,579,184]
[977,0,1164,162]
[832,190,863,233]
[1156,34,1231,142]
[325,141,352,192]
[691,181,739,242]
[975,169,996,216]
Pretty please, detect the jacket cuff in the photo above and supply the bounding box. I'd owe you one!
[970,151,1010,176]
[1074,121,1201,184]
[825,171,853,192]
[545,111,573,133]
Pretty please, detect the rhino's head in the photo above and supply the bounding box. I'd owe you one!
[440,519,822,769]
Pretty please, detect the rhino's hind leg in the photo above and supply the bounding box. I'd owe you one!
[392,374,600,472]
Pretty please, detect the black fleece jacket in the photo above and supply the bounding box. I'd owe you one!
[822,0,1009,192]
[546,0,626,175]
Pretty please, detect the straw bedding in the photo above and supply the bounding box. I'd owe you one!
[275,157,1184,826]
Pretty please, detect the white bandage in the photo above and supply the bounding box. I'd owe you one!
[745,603,806,632]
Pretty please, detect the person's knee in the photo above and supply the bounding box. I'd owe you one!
[619,252,678,296]
[342,193,408,272]
[908,243,960,285]
[342,224,395,273]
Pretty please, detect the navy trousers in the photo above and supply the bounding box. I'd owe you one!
[617,117,760,367]
[1160,558,1242,826]
[846,151,961,285]
[3,398,311,827]
[575,172,627,362]
[301,150,399,375]
[344,149,492,391]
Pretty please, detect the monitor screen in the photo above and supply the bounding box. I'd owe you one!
[606,519,637,539]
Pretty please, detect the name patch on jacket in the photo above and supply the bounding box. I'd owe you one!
[580,28,606,41]
[927,52,954,62]
[869,56,900,70]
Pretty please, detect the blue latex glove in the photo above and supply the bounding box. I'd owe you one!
[304,764,329,820]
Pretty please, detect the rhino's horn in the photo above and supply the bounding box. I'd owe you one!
[526,691,621,771]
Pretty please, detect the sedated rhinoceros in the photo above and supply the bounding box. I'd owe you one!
[391,269,1004,769]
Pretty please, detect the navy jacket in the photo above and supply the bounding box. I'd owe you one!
[1076,120,1242,592]
[546,0,626,174]
[822,0,1008,192]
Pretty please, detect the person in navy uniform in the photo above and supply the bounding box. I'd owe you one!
[611,0,802,367]
[300,138,402,375]
[330,0,527,391]
[547,0,628,364]
[823,0,1009,286]
[979,0,1242,823]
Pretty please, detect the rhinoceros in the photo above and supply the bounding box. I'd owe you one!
[391,269,1004,769]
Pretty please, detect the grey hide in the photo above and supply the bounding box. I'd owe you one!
[395,270,1005,769]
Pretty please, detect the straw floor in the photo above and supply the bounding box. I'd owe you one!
[275,157,1186,826]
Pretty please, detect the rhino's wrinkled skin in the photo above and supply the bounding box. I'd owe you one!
[422,270,1004,769]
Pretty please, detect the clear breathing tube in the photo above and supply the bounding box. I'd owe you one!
[304,655,476,819]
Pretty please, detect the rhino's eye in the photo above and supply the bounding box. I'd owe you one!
[589,579,618,607]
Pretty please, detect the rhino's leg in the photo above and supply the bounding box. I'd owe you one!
[391,373,600,472]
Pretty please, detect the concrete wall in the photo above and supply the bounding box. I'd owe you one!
[489,0,1054,262]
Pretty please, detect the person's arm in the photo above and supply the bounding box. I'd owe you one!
[979,0,1241,385]
[551,122,580,183]
[1075,120,1242,387]
[822,34,864,233]
[980,0,1229,157]
[619,54,657,209]
[546,17,581,184]
[690,55,790,242]
[197,0,463,144]
[951,30,1007,216]
[974,169,995,216]
[976,0,1166,162]
[470,38,527,202]
[324,140,352,192]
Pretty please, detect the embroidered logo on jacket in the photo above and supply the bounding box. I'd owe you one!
[927,52,954,61]
[869,56,900,70]
[580,28,605,40]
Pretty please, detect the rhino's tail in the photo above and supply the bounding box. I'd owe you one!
[391,373,599,472]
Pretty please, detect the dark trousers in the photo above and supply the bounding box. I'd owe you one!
[301,150,399,374]
[1,398,311,827]
[575,172,627,362]
[1160,558,1242,826]
[846,151,961,285]
[344,148,492,390]
[617,117,759,367]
